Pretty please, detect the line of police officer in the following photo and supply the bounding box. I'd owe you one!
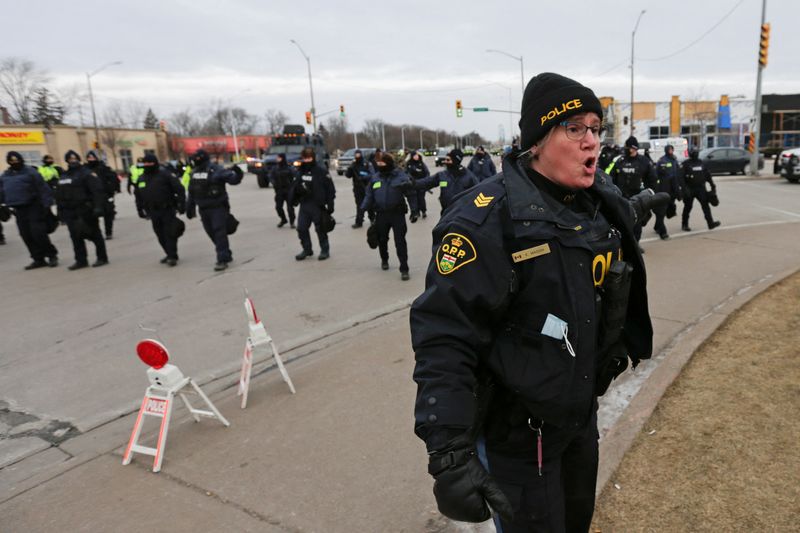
[604,136,720,244]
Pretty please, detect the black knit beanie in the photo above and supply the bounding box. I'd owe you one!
[519,73,603,150]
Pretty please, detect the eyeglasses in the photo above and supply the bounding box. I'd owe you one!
[559,121,606,142]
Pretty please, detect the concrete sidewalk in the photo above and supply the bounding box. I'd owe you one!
[1,221,799,532]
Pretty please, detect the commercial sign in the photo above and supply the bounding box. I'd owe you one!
[0,131,45,145]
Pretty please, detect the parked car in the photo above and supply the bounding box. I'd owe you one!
[778,148,800,183]
[699,147,764,175]
[336,148,376,175]
[434,148,450,167]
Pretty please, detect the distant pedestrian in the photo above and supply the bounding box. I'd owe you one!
[134,154,186,266]
[85,150,120,239]
[466,146,496,181]
[345,149,373,228]
[653,144,682,239]
[415,148,479,214]
[289,147,335,261]
[0,151,59,269]
[680,148,720,231]
[269,153,296,228]
[405,150,430,222]
[37,155,62,189]
[55,150,108,270]
[360,151,413,280]
[185,149,243,271]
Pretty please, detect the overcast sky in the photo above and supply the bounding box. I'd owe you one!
[6,0,798,141]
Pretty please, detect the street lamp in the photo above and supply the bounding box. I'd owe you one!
[419,129,426,150]
[86,60,122,154]
[630,10,646,138]
[486,49,525,95]
[380,122,386,151]
[400,126,406,152]
[290,39,317,133]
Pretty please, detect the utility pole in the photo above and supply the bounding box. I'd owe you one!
[290,40,317,134]
[630,10,646,139]
[750,0,768,175]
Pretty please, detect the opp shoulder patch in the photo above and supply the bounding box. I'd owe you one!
[436,233,477,275]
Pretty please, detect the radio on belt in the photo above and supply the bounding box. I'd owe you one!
[123,339,229,473]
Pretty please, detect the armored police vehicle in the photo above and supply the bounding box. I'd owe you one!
[255,125,329,188]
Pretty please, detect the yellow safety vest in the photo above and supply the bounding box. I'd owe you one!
[130,165,144,183]
[181,165,192,190]
[38,165,59,183]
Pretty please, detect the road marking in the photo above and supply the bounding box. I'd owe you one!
[641,219,798,243]
[754,205,800,218]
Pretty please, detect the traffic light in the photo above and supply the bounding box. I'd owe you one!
[456,99,463,118]
[339,105,345,117]
[305,111,312,125]
[92,141,99,149]
[758,23,770,67]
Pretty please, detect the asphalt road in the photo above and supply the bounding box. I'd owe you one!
[0,159,798,459]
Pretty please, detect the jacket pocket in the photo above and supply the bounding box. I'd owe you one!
[490,324,575,404]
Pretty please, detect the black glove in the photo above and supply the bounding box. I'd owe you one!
[138,209,148,219]
[326,205,334,215]
[629,188,670,225]
[428,447,513,523]
[230,165,244,179]
[186,207,196,220]
[176,204,186,215]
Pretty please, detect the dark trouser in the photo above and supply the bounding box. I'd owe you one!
[353,185,367,225]
[63,210,107,264]
[0,221,4,240]
[102,197,115,236]
[375,211,408,272]
[481,410,599,533]
[682,188,714,227]
[296,202,329,254]
[275,189,295,224]
[653,203,668,237]
[15,204,58,261]
[150,208,179,260]
[407,190,427,217]
[199,205,232,263]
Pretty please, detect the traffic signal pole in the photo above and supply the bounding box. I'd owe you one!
[750,0,768,176]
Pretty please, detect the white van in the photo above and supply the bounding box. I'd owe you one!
[649,137,690,162]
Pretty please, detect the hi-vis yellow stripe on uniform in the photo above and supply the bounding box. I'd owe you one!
[511,243,551,263]
[473,192,494,207]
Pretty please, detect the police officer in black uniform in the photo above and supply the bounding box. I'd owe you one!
[134,154,186,266]
[269,153,296,228]
[467,145,497,182]
[653,144,682,239]
[680,148,720,232]
[416,148,479,214]
[411,73,656,532]
[56,150,108,270]
[290,147,335,261]
[85,150,120,240]
[0,151,59,269]
[345,149,373,228]
[405,150,430,222]
[360,151,413,280]
[185,149,243,271]
[607,136,656,244]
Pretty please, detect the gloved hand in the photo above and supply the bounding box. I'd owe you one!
[176,204,186,215]
[93,207,104,217]
[629,188,670,224]
[138,209,148,219]
[428,446,513,523]
[326,205,334,215]
[230,165,244,179]
[186,206,196,220]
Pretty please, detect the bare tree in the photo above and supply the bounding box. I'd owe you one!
[122,99,147,129]
[324,116,350,151]
[0,57,50,123]
[264,109,289,135]
[168,109,203,136]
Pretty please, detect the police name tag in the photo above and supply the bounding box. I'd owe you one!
[59,178,73,185]
[302,175,313,182]
[511,243,550,263]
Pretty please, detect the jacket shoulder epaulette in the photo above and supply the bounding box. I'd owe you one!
[453,178,506,226]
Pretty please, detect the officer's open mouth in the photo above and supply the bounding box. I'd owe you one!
[584,157,596,169]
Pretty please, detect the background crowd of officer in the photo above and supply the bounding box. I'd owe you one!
[1,138,721,274]
[603,136,721,246]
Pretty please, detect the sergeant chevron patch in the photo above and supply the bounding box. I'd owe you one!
[473,192,494,208]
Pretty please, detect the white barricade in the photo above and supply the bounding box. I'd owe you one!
[123,339,229,473]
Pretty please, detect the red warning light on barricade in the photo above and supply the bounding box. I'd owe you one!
[136,339,169,369]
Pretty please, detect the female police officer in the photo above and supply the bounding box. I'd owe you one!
[411,73,654,532]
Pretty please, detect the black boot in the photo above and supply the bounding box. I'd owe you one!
[24,260,48,270]
[708,220,721,230]
[295,249,313,261]
[682,223,691,232]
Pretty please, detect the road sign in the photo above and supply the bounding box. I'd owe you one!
[473,107,489,112]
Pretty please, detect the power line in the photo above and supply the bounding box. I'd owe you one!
[637,0,747,62]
